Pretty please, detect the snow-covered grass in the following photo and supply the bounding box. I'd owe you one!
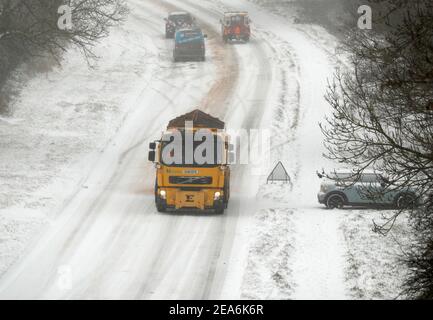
[0,0,413,299]
[236,0,411,300]
[340,210,411,299]
[0,11,159,277]
[248,0,355,36]
[241,208,295,299]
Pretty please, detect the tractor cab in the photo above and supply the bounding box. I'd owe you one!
[220,12,251,43]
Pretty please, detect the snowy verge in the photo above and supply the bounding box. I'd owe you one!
[241,208,295,299]
[0,10,159,277]
[340,211,411,299]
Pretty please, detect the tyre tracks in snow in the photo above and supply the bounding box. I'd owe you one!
[0,0,276,300]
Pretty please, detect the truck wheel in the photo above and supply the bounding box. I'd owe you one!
[326,193,346,209]
[155,180,167,213]
[223,183,230,209]
[156,202,167,213]
[215,207,225,215]
[214,200,225,215]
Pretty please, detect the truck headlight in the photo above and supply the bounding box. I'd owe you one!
[214,192,221,200]
[159,190,167,199]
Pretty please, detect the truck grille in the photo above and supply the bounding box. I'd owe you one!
[169,176,212,185]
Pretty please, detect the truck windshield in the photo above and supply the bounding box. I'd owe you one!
[225,15,247,25]
[160,133,225,167]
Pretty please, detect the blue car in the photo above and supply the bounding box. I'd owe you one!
[174,28,207,62]
[317,170,418,209]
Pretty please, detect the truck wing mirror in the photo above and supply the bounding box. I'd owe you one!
[149,142,156,150]
[148,151,156,162]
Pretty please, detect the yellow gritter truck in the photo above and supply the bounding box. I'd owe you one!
[148,110,233,214]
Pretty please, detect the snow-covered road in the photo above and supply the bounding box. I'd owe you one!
[0,0,353,299]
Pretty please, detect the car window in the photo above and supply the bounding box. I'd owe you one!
[329,173,355,182]
[360,174,379,183]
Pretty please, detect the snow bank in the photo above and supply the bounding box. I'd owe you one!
[0,11,159,277]
[340,211,411,299]
[241,208,295,299]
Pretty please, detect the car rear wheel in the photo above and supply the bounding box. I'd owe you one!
[395,193,417,209]
[326,193,346,209]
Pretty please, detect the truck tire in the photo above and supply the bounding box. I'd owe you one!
[155,180,167,213]
[215,206,225,215]
[156,202,167,213]
[223,182,230,209]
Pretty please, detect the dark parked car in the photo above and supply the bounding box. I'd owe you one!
[173,28,207,62]
[165,12,195,39]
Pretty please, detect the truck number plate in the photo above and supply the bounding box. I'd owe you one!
[184,170,199,174]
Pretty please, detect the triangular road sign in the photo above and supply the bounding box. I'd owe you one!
[267,161,291,183]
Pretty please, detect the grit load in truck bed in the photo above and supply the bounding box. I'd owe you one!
[148,110,233,214]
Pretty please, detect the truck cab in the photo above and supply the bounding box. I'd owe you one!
[220,12,251,43]
[148,110,233,214]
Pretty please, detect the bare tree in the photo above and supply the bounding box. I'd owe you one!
[0,0,127,59]
[321,0,433,298]
[0,0,127,113]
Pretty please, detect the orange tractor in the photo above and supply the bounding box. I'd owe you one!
[220,12,251,43]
